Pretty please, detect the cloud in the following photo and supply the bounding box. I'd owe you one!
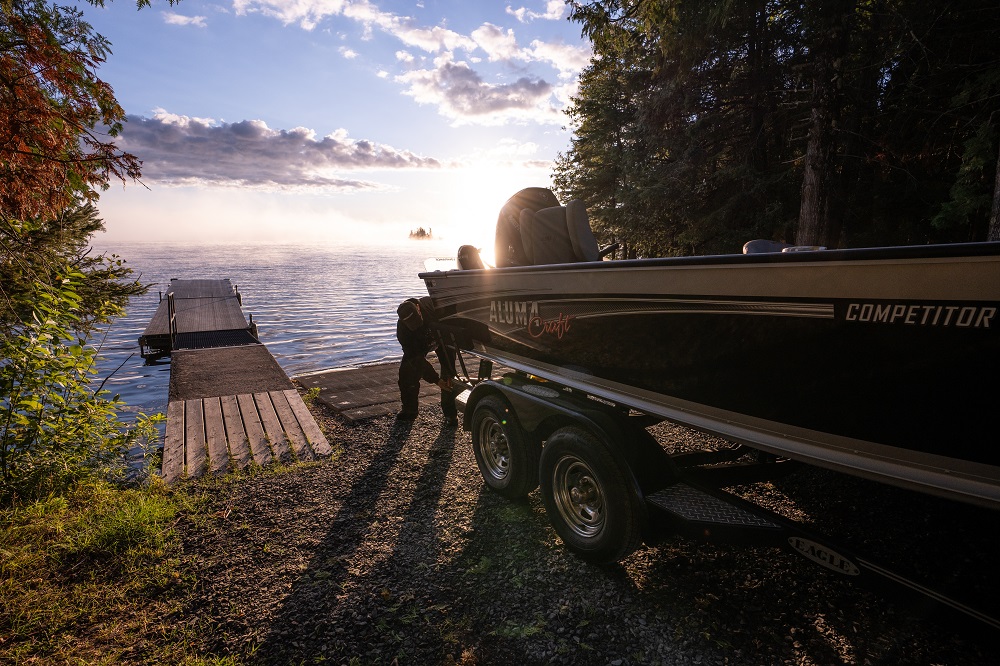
[468,23,591,79]
[487,138,540,158]
[228,0,590,123]
[470,23,521,62]
[232,0,347,30]
[339,46,359,59]
[527,39,590,78]
[506,1,567,23]
[117,109,442,191]
[344,1,477,53]
[162,12,208,27]
[396,54,558,126]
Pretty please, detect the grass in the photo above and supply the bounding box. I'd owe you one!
[0,478,210,664]
[0,453,335,665]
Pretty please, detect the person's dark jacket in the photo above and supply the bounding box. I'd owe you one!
[396,317,441,383]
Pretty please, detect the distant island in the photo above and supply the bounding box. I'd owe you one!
[409,226,433,240]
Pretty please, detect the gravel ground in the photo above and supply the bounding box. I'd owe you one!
[172,398,997,665]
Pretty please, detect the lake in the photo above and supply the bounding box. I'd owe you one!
[92,239,459,417]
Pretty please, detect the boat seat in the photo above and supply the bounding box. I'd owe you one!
[495,187,560,267]
[520,200,601,266]
[457,244,485,270]
[566,200,601,262]
[743,239,792,254]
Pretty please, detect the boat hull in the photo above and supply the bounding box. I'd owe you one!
[421,243,1000,509]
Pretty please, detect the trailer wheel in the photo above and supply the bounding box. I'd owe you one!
[471,395,539,499]
[540,426,644,563]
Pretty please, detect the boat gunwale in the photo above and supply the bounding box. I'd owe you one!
[419,241,1000,279]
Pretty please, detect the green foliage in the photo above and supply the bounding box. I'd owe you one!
[0,204,145,337]
[932,120,998,237]
[0,227,157,504]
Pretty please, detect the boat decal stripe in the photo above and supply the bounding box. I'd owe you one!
[438,295,835,319]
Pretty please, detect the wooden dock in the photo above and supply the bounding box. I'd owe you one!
[162,386,332,482]
[144,279,332,483]
[139,278,258,361]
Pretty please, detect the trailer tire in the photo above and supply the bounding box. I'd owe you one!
[471,395,539,499]
[540,426,644,563]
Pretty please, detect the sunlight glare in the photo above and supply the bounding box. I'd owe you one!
[441,160,554,268]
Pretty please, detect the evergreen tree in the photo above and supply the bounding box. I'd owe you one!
[557,0,1000,254]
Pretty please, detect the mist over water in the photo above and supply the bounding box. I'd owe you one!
[92,239,458,417]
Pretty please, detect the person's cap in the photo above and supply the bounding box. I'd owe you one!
[398,301,423,330]
[418,296,434,314]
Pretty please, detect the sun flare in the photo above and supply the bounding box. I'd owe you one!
[442,159,554,267]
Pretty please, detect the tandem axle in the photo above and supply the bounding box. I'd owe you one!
[444,353,999,633]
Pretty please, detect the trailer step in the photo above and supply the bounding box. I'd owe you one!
[647,484,781,529]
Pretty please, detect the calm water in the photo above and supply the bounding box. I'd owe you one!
[92,240,457,417]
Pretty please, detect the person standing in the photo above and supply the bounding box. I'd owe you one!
[396,296,458,426]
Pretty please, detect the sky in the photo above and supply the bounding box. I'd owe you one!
[83,0,592,254]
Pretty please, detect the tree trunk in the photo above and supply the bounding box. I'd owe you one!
[796,2,855,248]
[797,104,835,246]
[989,135,1000,242]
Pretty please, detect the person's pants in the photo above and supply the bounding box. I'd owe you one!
[398,356,457,418]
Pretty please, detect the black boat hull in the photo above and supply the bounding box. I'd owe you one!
[421,243,1000,509]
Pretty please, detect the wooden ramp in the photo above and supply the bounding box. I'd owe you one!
[142,278,333,483]
[161,388,332,484]
[296,357,490,422]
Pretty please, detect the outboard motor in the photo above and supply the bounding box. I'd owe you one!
[457,244,485,270]
[495,187,560,268]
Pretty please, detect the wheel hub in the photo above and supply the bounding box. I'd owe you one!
[553,457,604,537]
[480,419,510,480]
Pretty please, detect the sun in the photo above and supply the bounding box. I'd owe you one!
[443,159,555,268]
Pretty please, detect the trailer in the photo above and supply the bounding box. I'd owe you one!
[436,337,1000,633]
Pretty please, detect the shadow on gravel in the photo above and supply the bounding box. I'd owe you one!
[240,412,994,666]
[253,421,465,663]
[250,418,414,661]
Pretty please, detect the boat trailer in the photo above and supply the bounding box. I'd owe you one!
[436,331,1000,633]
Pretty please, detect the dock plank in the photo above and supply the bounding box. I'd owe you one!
[172,297,247,334]
[270,390,313,461]
[221,395,251,469]
[168,279,236,299]
[184,399,207,478]
[141,279,245,340]
[238,393,272,466]
[142,299,170,340]
[255,392,292,462]
[284,389,332,456]
[203,397,229,475]
[162,401,186,483]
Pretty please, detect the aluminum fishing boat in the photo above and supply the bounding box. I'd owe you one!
[421,191,1000,510]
